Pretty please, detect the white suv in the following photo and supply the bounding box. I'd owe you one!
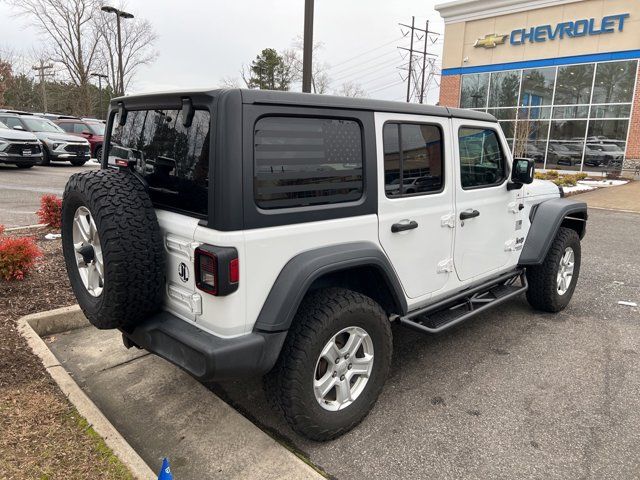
[61,89,587,441]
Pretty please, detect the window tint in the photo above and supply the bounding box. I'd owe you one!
[58,122,74,132]
[109,109,211,216]
[383,123,443,197]
[458,128,506,188]
[254,116,363,209]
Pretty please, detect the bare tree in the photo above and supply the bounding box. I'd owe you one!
[96,2,157,95]
[334,81,367,98]
[9,0,101,113]
[219,76,240,89]
[284,36,330,94]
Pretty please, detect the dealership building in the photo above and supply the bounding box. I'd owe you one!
[436,0,640,173]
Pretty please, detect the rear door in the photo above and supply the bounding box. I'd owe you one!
[376,113,455,299]
[452,120,519,281]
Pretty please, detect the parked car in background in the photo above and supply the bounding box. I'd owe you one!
[587,143,624,168]
[0,120,43,168]
[0,113,90,166]
[54,118,105,160]
[556,143,584,167]
[546,143,573,165]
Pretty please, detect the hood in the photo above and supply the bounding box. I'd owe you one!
[33,131,88,143]
[0,128,40,142]
[522,179,561,199]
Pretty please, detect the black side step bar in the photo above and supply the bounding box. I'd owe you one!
[399,270,528,334]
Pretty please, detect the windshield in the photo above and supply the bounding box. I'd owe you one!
[87,122,105,136]
[108,108,211,217]
[0,121,8,130]
[22,117,64,133]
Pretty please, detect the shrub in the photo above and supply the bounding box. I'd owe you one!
[575,172,588,181]
[0,225,4,236]
[37,194,63,228]
[545,170,559,179]
[0,235,42,281]
[534,172,546,180]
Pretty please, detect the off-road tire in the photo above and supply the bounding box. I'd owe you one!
[62,169,165,329]
[265,288,392,441]
[526,226,581,313]
[70,159,87,166]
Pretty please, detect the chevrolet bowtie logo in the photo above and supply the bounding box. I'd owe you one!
[474,34,508,49]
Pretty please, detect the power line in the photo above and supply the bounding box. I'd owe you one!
[328,48,401,80]
[330,56,403,85]
[326,36,406,71]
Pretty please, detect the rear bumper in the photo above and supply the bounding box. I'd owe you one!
[121,311,287,381]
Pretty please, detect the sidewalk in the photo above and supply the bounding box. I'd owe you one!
[46,324,324,480]
[577,181,640,213]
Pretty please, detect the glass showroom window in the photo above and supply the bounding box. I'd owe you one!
[459,59,637,172]
[547,120,587,172]
[460,73,489,109]
[520,67,555,107]
[488,70,521,108]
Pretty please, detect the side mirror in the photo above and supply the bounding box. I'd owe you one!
[508,158,534,190]
[13,125,24,131]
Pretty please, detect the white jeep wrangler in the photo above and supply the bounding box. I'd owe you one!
[62,89,587,441]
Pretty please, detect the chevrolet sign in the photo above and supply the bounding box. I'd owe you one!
[474,13,629,49]
[474,34,508,49]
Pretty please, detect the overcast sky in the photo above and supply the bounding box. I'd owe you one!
[0,0,445,103]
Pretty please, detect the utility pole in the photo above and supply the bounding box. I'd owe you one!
[101,5,134,96]
[91,72,109,119]
[32,61,54,113]
[302,0,314,93]
[398,18,440,103]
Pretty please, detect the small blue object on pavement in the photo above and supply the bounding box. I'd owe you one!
[158,457,173,480]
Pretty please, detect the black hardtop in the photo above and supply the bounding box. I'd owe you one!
[111,88,497,122]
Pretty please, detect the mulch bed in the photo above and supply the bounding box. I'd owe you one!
[0,227,132,479]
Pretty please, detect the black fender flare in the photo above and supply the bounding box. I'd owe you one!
[519,198,587,265]
[253,242,407,332]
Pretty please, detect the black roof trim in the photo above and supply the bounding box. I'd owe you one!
[110,88,497,122]
[239,89,497,122]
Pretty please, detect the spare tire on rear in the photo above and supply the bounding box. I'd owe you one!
[62,169,165,329]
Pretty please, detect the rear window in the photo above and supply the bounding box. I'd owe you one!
[254,116,363,209]
[108,109,211,217]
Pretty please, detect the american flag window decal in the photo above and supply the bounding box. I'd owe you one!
[254,116,364,209]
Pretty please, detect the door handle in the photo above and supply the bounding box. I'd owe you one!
[459,209,480,220]
[391,220,419,233]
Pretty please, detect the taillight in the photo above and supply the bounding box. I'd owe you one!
[195,245,239,296]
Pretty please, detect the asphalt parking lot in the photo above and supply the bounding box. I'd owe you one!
[210,208,640,480]
[47,207,640,479]
[0,162,98,227]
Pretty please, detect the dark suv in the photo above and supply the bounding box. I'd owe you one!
[54,118,105,160]
[0,114,91,166]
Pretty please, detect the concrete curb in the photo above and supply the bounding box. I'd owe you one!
[5,223,47,232]
[18,305,157,480]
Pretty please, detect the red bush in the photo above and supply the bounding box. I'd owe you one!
[0,225,4,236]
[37,194,63,228]
[0,235,42,281]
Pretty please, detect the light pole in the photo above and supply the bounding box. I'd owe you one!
[101,5,134,96]
[91,72,108,119]
[302,0,314,93]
